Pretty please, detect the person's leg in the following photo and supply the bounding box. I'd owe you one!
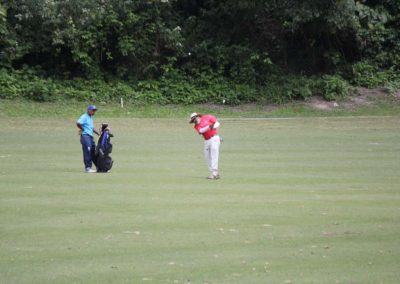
[81,135,93,170]
[209,136,220,177]
[90,137,96,166]
[204,140,212,173]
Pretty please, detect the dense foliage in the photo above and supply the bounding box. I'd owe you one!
[0,0,399,104]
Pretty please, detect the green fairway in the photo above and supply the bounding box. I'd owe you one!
[1,116,399,283]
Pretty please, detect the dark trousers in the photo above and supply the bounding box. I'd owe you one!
[80,134,96,169]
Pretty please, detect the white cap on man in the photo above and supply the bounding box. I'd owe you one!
[189,112,200,123]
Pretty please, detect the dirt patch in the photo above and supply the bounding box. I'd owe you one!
[197,87,399,113]
[307,97,340,110]
[304,87,399,111]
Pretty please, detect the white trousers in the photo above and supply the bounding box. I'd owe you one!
[204,135,220,175]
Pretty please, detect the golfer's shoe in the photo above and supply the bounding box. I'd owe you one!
[207,174,220,180]
[85,168,97,173]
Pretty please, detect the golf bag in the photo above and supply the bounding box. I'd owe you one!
[94,123,114,172]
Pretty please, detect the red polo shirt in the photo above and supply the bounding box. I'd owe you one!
[194,115,218,140]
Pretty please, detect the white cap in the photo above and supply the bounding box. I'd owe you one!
[189,112,199,123]
[189,112,198,123]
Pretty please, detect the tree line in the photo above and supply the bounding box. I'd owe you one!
[0,0,399,103]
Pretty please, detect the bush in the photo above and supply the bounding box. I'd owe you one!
[384,80,400,94]
[3,67,379,105]
[139,71,259,105]
[0,69,60,101]
[319,75,349,101]
[351,61,395,88]
[260,75,315,104]
[0,69,19,99]
[23,80,54,102]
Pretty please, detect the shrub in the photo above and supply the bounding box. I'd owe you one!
[137,71,259,105]
[1,67,370,105]
[0,69,60,101]
[260,75,315,104]
[319,75,349,101]
[0,69,19,99]
[351,61,394,88]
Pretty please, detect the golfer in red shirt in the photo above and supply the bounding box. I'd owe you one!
[190,113,221,179]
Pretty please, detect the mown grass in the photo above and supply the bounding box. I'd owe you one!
[0,115,399,283]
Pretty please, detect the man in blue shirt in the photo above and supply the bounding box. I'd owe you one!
[76,105,100,173]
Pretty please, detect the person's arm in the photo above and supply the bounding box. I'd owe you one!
[76,122,83,135]
[208,115,220,129]
[210,121,220,129]
[93,128,100,136]
[198,125,210,134]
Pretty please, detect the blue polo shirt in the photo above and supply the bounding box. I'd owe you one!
[77,112,94,137]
